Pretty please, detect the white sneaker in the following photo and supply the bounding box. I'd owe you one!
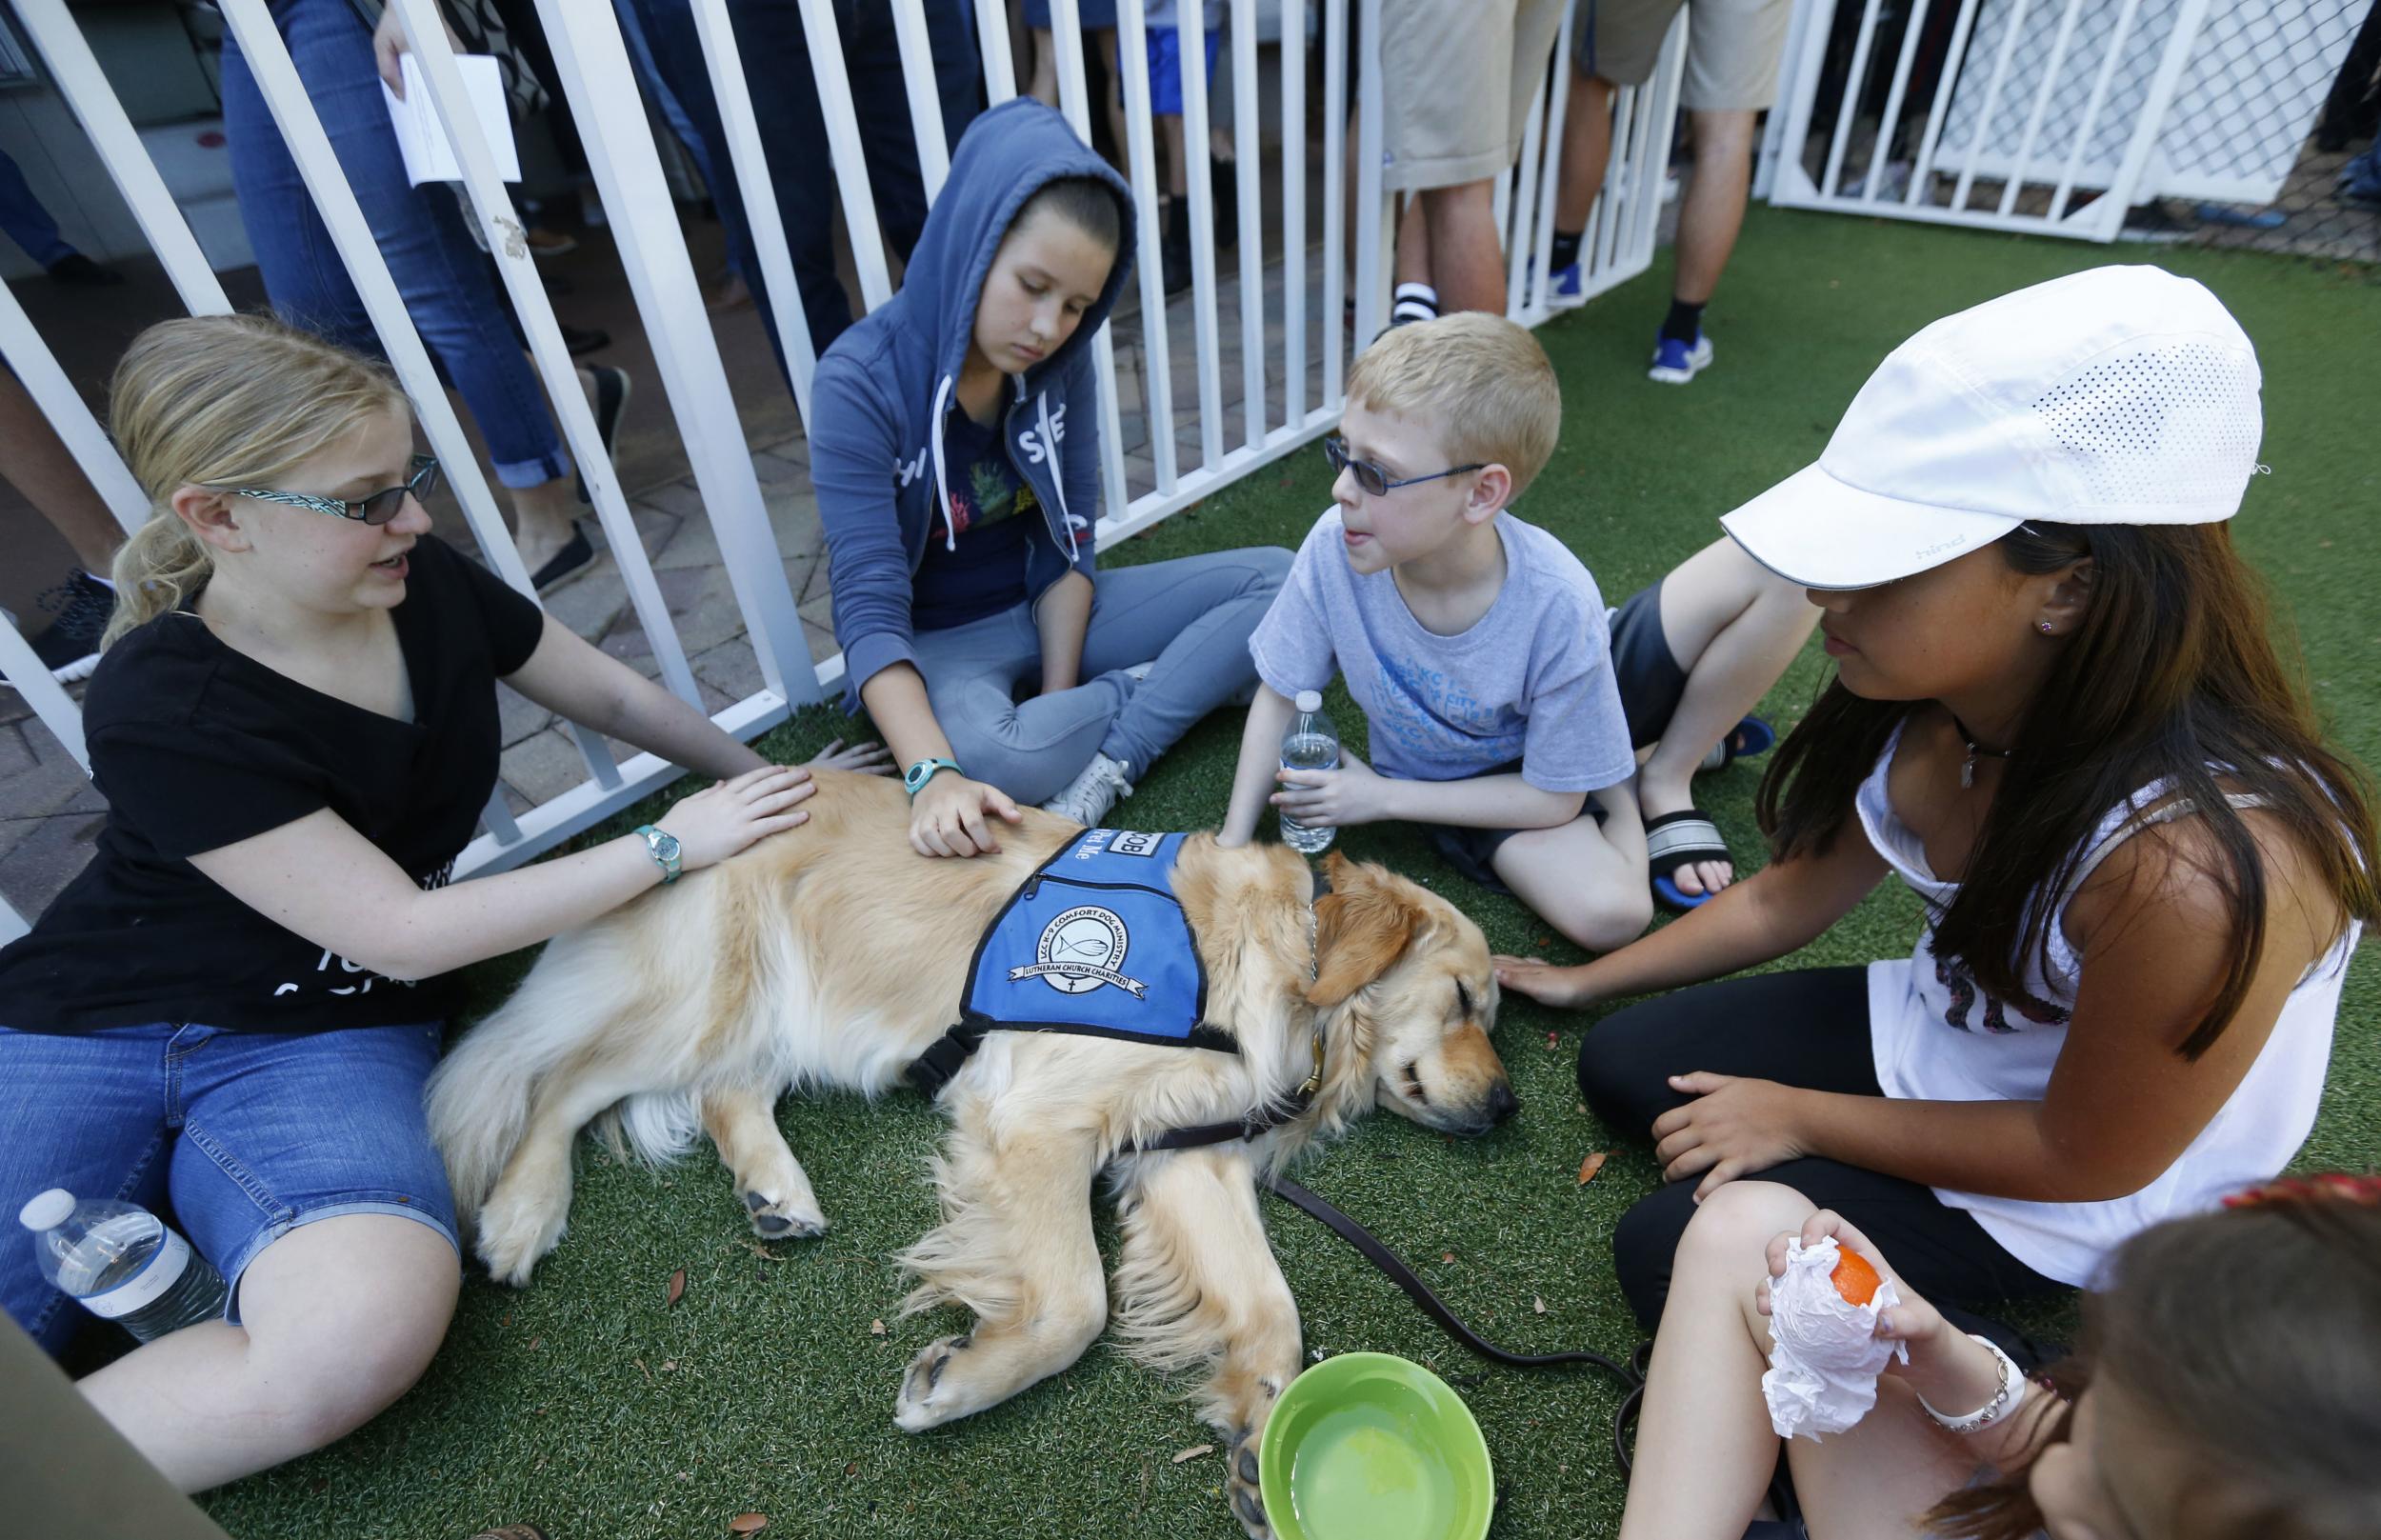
[1039,752,1134,827]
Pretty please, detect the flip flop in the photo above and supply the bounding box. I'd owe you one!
[1698,713,1778,774]
[1646,808,1731,911]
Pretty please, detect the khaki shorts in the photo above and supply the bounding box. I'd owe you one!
[1575,0,1793,111]
[1378,0,1570,192]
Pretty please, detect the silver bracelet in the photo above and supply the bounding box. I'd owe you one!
[1916,1332,2027,1433]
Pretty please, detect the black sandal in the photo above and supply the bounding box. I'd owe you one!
[1647,809,1732,911]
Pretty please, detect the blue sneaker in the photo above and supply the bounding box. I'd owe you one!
[1546,261,1587,310]
[1648,330,1713,385]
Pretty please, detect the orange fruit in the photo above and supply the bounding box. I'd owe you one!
[1831,1248,1882,1307]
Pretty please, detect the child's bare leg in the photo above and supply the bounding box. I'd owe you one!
[1637,538,1818,896]
[1618,1180,1974,1540]
[1163,112,1188,197]
[1618,1181,1814,1540]
[1786,1378,1978,1540]
[1393,190,1431,290]
[1491,804,1651,953]
[79,1215,456,1492]
[1028,28,1058,106]
[1093,29,1128,163]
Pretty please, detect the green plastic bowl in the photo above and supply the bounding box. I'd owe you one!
[1258,1352,1494,1540]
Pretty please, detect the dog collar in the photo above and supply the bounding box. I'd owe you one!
[1119,859,1332,1157]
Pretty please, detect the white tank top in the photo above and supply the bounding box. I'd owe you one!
[1857,720,2358,1286]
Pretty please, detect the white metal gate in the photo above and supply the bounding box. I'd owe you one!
[1761,0,2371,239]
[1,0,1686,941]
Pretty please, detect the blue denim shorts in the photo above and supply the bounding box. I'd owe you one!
[0,1020,458,1355]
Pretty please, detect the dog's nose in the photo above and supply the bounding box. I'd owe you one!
[1487,1083,1519,1125]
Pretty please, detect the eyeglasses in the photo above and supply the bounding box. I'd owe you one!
[229,455,440,527]
[1323,435,1484,498]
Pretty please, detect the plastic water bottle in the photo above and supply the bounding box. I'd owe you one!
[19,1189,227,1342]
[1279,690,1341,855]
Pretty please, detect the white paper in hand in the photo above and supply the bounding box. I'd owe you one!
[380,54,521,187]
[1761,1236,1908,1439]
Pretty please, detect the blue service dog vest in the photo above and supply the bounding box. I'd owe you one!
[906,829,1236,1098]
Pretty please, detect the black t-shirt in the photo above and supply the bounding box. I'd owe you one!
[911,406,1037,632]
[0,535,546,1033]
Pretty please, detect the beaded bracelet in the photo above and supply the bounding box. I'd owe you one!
[1917,1331,2028,1433]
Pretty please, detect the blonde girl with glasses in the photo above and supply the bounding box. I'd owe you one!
[0,313,881,1490]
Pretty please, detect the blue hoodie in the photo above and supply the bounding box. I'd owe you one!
[811,99,1135,709]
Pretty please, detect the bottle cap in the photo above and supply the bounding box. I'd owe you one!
[1294,690,1323,713]
[18,1189,74,1231]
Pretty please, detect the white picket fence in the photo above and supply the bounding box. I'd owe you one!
[1757,0,2369,239]
[0,0,1687,942]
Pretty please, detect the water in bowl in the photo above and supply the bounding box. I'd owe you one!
[1287,1398,1457,1540]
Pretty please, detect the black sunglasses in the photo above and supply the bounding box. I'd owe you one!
[1323,435,1484,498]
[229,454,440,527]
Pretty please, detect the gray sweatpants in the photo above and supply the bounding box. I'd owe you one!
[910,546,1292,805]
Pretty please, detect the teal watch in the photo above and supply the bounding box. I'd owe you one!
[903,756,964,796]
[634,824,683,884]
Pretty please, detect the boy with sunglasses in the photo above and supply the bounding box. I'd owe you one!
[1217,313,1813,935]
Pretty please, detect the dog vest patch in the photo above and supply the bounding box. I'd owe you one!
[908,829,1234,1098]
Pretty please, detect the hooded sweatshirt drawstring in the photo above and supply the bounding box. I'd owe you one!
[1038,391,1088,559]
[930,372,958,552]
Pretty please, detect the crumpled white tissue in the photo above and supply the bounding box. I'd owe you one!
[1761,1236,1908,1439]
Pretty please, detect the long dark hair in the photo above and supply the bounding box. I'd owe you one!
[1929,1177,2381,1540]
[1756,520,2375,1057]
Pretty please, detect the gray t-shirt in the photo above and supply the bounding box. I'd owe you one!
[1248,509,1638,792]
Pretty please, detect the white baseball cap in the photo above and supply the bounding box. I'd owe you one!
[1720,266,2264,590]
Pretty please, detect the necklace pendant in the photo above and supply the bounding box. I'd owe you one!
[1960,753,1976,790]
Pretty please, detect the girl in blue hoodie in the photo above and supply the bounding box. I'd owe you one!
[812,98,1290,853]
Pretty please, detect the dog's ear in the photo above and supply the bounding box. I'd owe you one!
[1306,855,1422,1008]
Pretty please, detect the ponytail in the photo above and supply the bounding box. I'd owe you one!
[102,510,213,646]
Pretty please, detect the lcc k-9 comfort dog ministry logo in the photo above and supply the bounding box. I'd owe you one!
[1011,905,1148,997]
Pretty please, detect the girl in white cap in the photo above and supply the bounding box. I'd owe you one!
[1496,266,2374,1434]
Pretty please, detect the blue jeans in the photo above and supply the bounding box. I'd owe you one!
[911,546,1291,804]
[622,0,980,370]
[0,1021,457,1357]
[612,0,738,280]
[2341,137,2381,203]
[219,0,570,490]
[0,149,74,268]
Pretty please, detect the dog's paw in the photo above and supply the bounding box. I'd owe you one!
[742,1187,827,1240]
[891,1333,972,1431]
[1228,1427,1271,1539]
[474,1186,566,1288]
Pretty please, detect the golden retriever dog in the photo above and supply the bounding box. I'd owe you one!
[428,770,1514,1535]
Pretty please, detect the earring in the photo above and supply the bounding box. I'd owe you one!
[2037,622,2054,634]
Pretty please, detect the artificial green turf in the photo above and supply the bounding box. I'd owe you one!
[199,208,2378,1540]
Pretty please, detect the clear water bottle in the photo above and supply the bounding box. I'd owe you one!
[1279,690,1341,855]
[19,1189,227,1342]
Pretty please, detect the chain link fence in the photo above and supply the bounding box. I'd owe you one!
[2128,0,2381,269]
[1783,0,2380,269]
